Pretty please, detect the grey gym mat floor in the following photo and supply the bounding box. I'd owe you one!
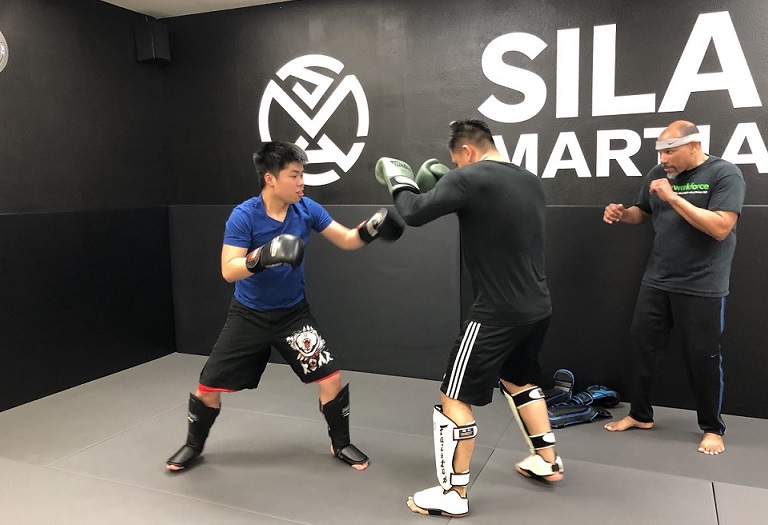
[1,353,766,524]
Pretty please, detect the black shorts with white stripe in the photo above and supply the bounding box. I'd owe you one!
[440,316,550,406]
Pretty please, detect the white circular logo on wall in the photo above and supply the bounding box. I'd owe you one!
[0,30,9,73]
[258,54,369,186]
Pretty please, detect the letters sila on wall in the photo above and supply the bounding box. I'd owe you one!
[479,11,765,179]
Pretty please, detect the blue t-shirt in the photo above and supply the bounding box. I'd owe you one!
[223,196,333,310]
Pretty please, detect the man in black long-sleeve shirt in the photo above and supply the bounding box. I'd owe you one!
[376,120,562,518]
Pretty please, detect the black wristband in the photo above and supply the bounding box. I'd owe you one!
[245,248,263,273]
[357,222,376,244]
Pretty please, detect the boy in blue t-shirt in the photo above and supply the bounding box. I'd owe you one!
[166,141,405,472]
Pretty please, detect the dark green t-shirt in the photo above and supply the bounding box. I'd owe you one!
[635,155,745,297]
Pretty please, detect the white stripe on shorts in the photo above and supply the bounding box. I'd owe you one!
[446,321,481,399]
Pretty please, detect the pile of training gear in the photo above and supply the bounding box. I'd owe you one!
[542,369,620,429]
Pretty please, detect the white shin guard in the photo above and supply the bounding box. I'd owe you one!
[501,384,562,478]
[516,453,564,478]
[412,486,469,517]
[433,405,477,491]
[500,384,554,455]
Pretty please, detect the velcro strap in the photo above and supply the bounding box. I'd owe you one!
[391,176,420,196]
[529,431,556,450]
[571,391,594,405]
[453,422,477,441]
[512,387,546,409]
[451,471,470,487]
[544,389,570,407]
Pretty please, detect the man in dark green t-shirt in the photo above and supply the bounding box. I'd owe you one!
[602,120,745,456]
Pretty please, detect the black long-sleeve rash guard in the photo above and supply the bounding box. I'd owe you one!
[394,160,551,325]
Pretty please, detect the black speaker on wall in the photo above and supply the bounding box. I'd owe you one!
[135,18,170,63]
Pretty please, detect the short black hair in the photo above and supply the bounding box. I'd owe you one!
[252,141,308,190]
[448,119,495,151]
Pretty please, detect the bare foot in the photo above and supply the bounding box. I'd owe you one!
[407,496,429,515]
[166,464,183,472]
[698,433,725,455]
[604,416,654,432]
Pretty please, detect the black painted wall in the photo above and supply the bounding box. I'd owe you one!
[162,0,768,418]
[1,0,766,420]
[0,0,175,411]
[0,209,175,410]
[0,0,169,213]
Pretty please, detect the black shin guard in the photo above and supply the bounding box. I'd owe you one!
[166,393,220,469]
[320,384,368,466]
[320,384,351,451]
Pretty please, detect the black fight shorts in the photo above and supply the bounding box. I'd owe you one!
[199,298,339,391]
[440,316,550,406]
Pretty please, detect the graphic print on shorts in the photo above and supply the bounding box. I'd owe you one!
[286,325,333,375]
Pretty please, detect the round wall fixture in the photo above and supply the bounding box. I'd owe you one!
[0,30,8,73]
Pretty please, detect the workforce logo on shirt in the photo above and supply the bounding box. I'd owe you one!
[258,54,369,186]
[286,325,333,374]
[673,182,710,195]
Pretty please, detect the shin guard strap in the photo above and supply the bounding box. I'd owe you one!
[452,471,470,487]
[529,431,556,450]
[511,386,546,409]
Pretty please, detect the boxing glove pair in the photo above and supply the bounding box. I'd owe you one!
[375,157,450,196]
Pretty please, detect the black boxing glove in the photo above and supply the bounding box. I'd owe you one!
[357,208,406,243]
[245,234,304,273]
